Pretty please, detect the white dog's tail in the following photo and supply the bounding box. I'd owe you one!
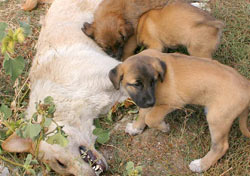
[22,0,54,11]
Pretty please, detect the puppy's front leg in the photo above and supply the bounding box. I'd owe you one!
[122,35,137,61]
[145,105,174,132]
[125,108,151,135]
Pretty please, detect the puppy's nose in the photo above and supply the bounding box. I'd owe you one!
[145,99,155,107]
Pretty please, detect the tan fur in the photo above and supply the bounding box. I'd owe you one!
[82,0,173,59]
[123,1,224,60]
[22,0,53,11]
[116,49,250,172]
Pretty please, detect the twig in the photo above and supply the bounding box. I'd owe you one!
[219,167,233,176]
[103,144,127,155]
[14,76,30,105]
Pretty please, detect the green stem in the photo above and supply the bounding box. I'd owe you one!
[0,155,25,168]
[51,119,61,133]
[35,116,45,159]
[1,122,14,133]
[6,52,14,59]
[45,128,57,136]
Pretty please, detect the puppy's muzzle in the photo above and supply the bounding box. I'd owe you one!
[108,47,123,60]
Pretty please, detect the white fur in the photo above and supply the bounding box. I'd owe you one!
[26,0,128,175]
[189,159,202,173]
[125,123,144,135]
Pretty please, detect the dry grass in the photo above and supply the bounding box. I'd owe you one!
[0,0,249,175]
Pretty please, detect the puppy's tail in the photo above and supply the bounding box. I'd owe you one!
[199,20,224,29]
[22,0,53,11]
[239,105,250,138]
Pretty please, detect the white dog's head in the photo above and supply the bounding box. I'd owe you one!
[2,83,110,175]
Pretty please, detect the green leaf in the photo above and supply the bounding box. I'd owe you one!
[0,104,12,120]
[24,154,32,166]
[0,22,8,41]
[3,55,26,81]
[44,163,51,172]
[126,161,134,172]
[46,133,68,147]
[106,110,113,123]
[47,104,56,115]
[93,128,110,144]
[44,118,52,128]
[93,119,101,128]
[135,166,142,173]
[19,21,32,36]
[32,112,38,122]
[28,169,36,176]
[30,159,39,165]
[44,96,53,104]
[22,123,41,140]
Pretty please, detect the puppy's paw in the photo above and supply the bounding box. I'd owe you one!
[125,123,143,136]
[160,122,170,133]
[189,159,202,173]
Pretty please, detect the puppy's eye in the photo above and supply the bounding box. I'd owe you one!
[115,42,121,49]
[133,80,143,88]
[119,32,126,41]
[150,79,157,87]
[56,159,67,168]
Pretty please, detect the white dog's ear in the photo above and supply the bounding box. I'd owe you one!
[1,133,33,153]
[109,64,123,90]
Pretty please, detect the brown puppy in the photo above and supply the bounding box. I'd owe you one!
[122,1,224,60]
[82,0,171,59]
[109,49,250,172]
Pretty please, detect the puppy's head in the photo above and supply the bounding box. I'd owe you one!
[109,54,166,108]
[82,15,133,59]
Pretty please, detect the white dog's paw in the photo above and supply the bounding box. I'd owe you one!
[189,159,202,173]
[125,123,143,136]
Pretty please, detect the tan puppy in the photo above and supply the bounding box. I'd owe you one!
[109,49,250,173]
[82,0,171,59]
[122,1,224,60]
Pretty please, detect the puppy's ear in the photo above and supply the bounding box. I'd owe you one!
[152,58,166,82]
[82,22,95,39]
[119,20,134,41]
[109,64,123,90]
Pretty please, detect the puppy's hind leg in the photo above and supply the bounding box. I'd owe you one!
[126,108,151,135]
[189,108,235,172]
[187,43,213,59]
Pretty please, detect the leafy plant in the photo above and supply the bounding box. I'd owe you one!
[0,22,28,81]
[124,161,143,176]
[15,96,69,153]
[0,96,68,175]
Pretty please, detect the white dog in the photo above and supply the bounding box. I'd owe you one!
[2,0,127,175]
